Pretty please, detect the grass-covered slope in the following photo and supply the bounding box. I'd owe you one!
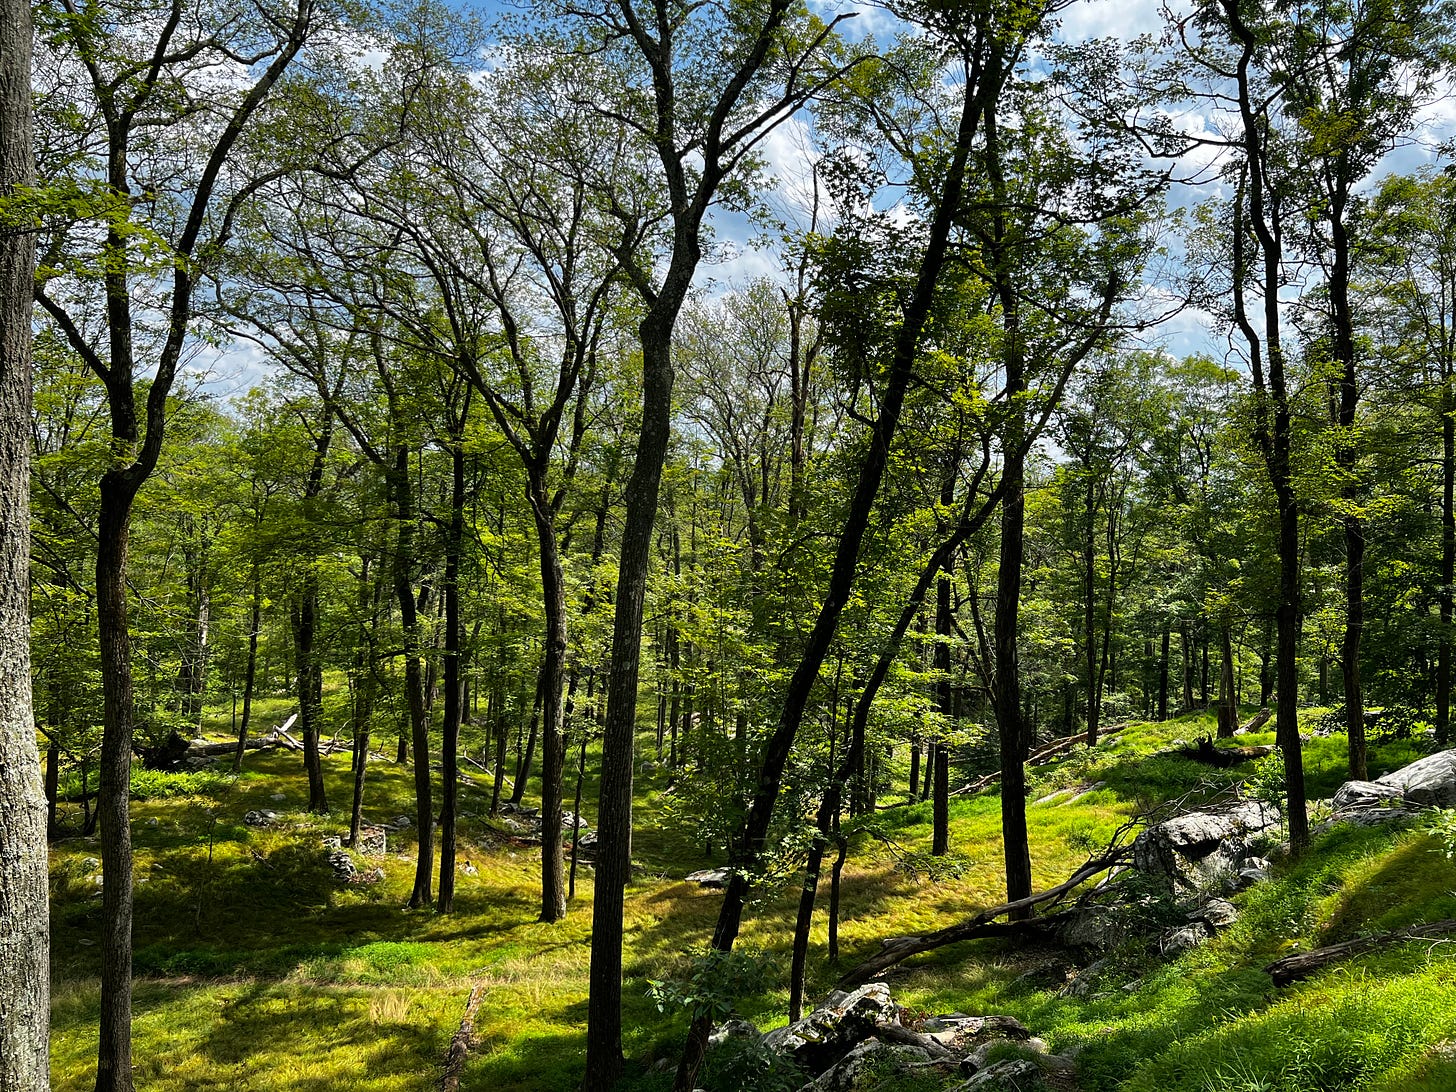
[45,702,1456,1091]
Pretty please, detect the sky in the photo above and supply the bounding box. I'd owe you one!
[186,0,1456,401]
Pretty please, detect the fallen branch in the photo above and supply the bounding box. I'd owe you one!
[1265,920,1456,987]
[836,848,1132,987]
[950,722,1129,798]
[440,983,488,1092]
[1238,707,1272,734]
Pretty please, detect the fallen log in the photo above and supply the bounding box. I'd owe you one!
[440,983,487,1092]
[836,848,1131,987]
[1178,736,1275,769]
[1265,919,1456,987]
[950,722,1129,798]
[184,736,280,759]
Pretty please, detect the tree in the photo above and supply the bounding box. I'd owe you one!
[0,0,50,1081]
[32,1,318,1082]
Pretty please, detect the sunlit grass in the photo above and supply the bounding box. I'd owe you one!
[47,702,1456,1091]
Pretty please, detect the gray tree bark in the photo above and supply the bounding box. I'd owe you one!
[0,0,50,1082]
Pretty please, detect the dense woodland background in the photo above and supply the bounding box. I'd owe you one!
[8,0,1456,1088]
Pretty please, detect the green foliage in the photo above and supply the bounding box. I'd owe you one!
[128,768,237,801]
[646,948,777,1025]
[698,1038,803,1092]
[1422,809,1456,861]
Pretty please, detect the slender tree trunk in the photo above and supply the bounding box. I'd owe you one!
[1,0,49,1070]
[509,669,544,806]
[932,561,952,857]
[530,481,568,923]
[568,713,587,902]
[1083,473,1098,743]
[1158,625,1170,721]
[1440,370,1454,744]
[233,563,262,771]
[391,448,432,908]
[294,577,327,813]
[438,440,467,913]
[95,474,138,1092]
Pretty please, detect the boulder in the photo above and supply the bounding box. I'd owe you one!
[956,1058,1041,1089]
[761,983,900,1075]
[1332,780,1403,811]
[243,809,277,827]
[685,867,731,888]
[808,1040,930,1092]
[707,1018,758,1049]
[1375,748,1456,808]
[1133,801,1280,892]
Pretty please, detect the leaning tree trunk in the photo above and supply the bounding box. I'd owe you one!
[0,0,49,1073]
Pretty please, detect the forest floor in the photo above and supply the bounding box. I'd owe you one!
[44,702,1456,1092]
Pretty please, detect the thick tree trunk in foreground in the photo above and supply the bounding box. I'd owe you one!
[0,0,49,1075]
[531,483,569,924]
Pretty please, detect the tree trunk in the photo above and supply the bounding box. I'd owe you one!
[392,447,433,909]
[932,562,952,857]
[293,576,327,814]
[530,479,568,924]
[233,562,262,772]
[1440,369,1454,744]
[438,439,467,913]
[1217,624,1237,739]
[1158,625,1170,721]
[509,669,544,806]
[1,0,49,1071]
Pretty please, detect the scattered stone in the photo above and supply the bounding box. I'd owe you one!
[355,827,388,856]
[685,867,731,888]
[1192,897,1240,931]
[270,793,287,803]
[243,809,278,827]
[146,817,160,827]
[349,866,385,885]
[388,815,412,830]
[1159,922,1211,955]
[327,849,357,882]
[707,1018,759,1048]
[81,857,99,870]
[461,861,479,876]
[321,835,343,849]
[760,983,900,1075]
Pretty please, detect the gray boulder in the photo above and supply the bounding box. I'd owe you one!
[326,849,357,882]
[243,809,277,827]
[956,1058,1041,1090]
[807,1039,931,1092]
[1332,779,1401,811]
[1193,897,1239,931]
[1375,748,1456,808]
[1159,922,1211,955]
[685,867,731,888]
[761,983,900,1074]
[1133,801,1280,892]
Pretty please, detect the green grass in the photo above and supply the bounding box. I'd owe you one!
[46,701,1456,1091]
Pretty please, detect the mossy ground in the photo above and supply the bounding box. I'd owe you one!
[46,700,1456,1092]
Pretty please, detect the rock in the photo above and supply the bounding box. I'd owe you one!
[808,1039,930,1091]
[146,817,160,826]
[82,857,99,869]
[1133,801,1280,892]
[461,861,478,876]
[956,1058,1041,1089]
[355,826,387,856]
[1192,897,1239,931]
[1332,779,1403,810]
[1159,922,1210,955]
[243,809,277,827]
[321,835,343,849]
[388,815,412,830]
[761,983,900,1075]
[326,849,357,882]
[1057,902,1134,956]
[1373,747,1456,808]
[707,1017,758,1048]
[1065,781,1107,805]
[1331,748,1456,813]
[270,793,287,803]
[685,867,731,888]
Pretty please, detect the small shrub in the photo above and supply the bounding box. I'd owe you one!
[698,1038,801,1092]
[129,767,236,801]
[1422,809,1456,861]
